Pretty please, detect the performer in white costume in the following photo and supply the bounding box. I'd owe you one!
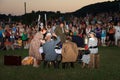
[114,22,120,46]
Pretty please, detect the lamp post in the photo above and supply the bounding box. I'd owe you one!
[44,14,47,29]
[24,2,26,14]
[38,15,41,29]
[24,1,27,24]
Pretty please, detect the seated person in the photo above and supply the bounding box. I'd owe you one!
[4,38,14,50]
[17,38,22,48]
[13,40,19,49]
[42,33,60,68]
[61,36,78,69]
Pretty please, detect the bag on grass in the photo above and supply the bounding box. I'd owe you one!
[4,55,21,66]
[21,56,34,65]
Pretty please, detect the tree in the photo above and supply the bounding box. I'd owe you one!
[114,0,120,1]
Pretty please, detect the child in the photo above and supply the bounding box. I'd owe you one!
[10,33,15,43]
[17,38,22,48]
[22,32,28,47]
[101,27,106,46]
[4,38,14,50]
[13,40,19,49]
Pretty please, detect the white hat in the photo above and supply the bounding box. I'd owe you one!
[46,33,52,37]
[89,32,96,36]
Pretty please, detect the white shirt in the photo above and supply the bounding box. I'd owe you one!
[88,38,98,54]
[114,26,120,36]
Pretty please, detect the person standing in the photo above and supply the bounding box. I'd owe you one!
[101,27,107,46]
[114,22,120,46]
[88,32,99,68]
[21,32,28,47]
[95,24,102,46]
[29,29,46,67]
[107,24,115,46]
[54,22,67,44]
[86,25,92,36]
[0,26,5,48]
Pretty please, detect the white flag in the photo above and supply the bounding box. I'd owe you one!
[44,14,47,21]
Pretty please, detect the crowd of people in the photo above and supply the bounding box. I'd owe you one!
[0,12,120,68]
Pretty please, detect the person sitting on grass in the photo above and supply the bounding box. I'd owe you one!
[4,38,14,50]
[17,38,22,48]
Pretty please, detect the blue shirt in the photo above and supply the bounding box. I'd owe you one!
[101,30,106,37]
[12,27,16,33]
[0,29,5,38]
[43,37,60,61]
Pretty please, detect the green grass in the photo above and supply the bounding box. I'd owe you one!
[0,47,120,80]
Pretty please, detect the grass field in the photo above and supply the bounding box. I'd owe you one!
[0,46,120,80]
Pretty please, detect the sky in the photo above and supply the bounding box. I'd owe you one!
[0,0,114,15]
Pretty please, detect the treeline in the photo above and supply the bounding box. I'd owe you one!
[73,1,120,17]
[0,11,68,25]
[0,0,120,25]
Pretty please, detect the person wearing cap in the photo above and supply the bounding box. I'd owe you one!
[88,32,99,68]
[42,33,60,68]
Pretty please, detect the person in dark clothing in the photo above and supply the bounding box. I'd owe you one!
[72,35,84,63]
[72,35,84,47]
[61,37,78,69]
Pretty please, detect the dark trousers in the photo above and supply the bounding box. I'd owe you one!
[43,61,60,69]
[62,62,74,69]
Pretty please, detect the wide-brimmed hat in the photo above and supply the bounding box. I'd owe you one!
[46,33,52,37]
[89,31,96,36]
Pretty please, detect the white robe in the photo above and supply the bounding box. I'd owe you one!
[114,26,120,45]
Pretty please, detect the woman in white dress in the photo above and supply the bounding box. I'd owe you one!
[88,32,99,68]
[81,53,90,68]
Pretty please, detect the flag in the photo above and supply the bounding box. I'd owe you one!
[38,15,41,28]
[44,14,47,21]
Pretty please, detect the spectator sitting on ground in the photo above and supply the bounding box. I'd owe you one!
[13,40,19,49]
[21,32,28,48]
[17,38,22,48]
[4,38,14,50]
